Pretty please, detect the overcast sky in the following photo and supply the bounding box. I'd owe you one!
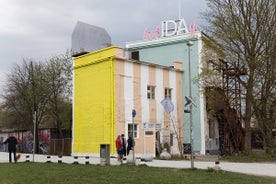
[0,0,207,96]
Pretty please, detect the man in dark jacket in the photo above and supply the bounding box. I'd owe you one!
[4,136,18,163]
[127,133,135,155]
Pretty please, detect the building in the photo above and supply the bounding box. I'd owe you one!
[72,46,184,157]
[126,19,208,155]
[71,18,229,157]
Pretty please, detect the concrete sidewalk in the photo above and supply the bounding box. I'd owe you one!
[0,152,275,178]
[146,159,276,178]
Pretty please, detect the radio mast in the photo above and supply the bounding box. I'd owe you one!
[178,0,182,19]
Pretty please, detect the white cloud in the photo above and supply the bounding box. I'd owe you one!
[0,0,207,95]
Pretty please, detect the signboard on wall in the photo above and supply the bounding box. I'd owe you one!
[143,18,197,40]
[143,122,162,129]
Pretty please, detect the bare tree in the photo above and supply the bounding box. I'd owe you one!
[252,38,276,153]
[44,51,73,138]
[201,0,276,153]
[2,60,49,153]
[1,51,73,153]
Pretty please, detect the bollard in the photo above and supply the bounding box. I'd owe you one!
[85,156,89,165]
[58,155,62,163]
[73,156,78,164]
[46,155,51,163]
[25,155,30,162]
[213,160,221,170]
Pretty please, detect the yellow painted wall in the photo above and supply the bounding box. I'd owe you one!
[73,47,119,155]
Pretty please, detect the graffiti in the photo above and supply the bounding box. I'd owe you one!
[0,130,50,154]
[0,136,5,151]
[21,132,34,153]
[39,143,48,154]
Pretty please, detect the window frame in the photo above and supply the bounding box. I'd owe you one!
[128,124,138,138]
[131,51,140,60]
[164,87,172,99]
[147,85,156,99]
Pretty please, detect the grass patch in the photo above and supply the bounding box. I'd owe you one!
[221,153,276,163]
[0,163,275,184]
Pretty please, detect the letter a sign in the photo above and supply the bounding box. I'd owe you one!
[161,18,189,37]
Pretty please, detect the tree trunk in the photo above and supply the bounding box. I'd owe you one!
[244,77,254,153]
[35,121,39,154]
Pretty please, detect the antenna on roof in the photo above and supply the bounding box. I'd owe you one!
[178,0,181,19]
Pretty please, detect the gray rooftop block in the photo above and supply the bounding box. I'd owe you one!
[71,21,111,56]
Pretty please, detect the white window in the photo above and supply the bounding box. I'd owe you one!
[170,133,174,146]
[164,88,172,99]
[147,85,155,99]
[128,124,138,138]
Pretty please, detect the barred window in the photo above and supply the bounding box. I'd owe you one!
[164,88,172,99]
[128,124,138,138]
[147,85,155,99]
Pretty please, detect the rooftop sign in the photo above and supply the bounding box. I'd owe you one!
[143,18,197,40]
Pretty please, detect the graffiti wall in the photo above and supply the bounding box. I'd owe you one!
[0,129,50,154]
[0,136,6,152]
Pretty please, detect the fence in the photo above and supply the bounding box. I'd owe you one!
[49,138,72,156]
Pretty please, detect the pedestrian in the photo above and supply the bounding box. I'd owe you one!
[127,133,135,155]
[115,135,123,161]
[121,134,126,158]
[3,136,18,163]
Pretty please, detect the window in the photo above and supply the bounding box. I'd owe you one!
[145,131,154,136]
[170,133,174,146]
[131,51,139,60]
[128,124,138,138]
[164,88,172,99]
[147,85,155,99]
[208,120,215,139]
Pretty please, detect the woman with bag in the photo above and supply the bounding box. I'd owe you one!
[115,135,123,161]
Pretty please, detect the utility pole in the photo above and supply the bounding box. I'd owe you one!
[187,41,194,169]
[132,109,136,164]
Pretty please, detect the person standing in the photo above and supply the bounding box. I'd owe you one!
[121,134,126,157]
[127,133,135,155]
[4,136,18,163]
[115,135,123,161]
